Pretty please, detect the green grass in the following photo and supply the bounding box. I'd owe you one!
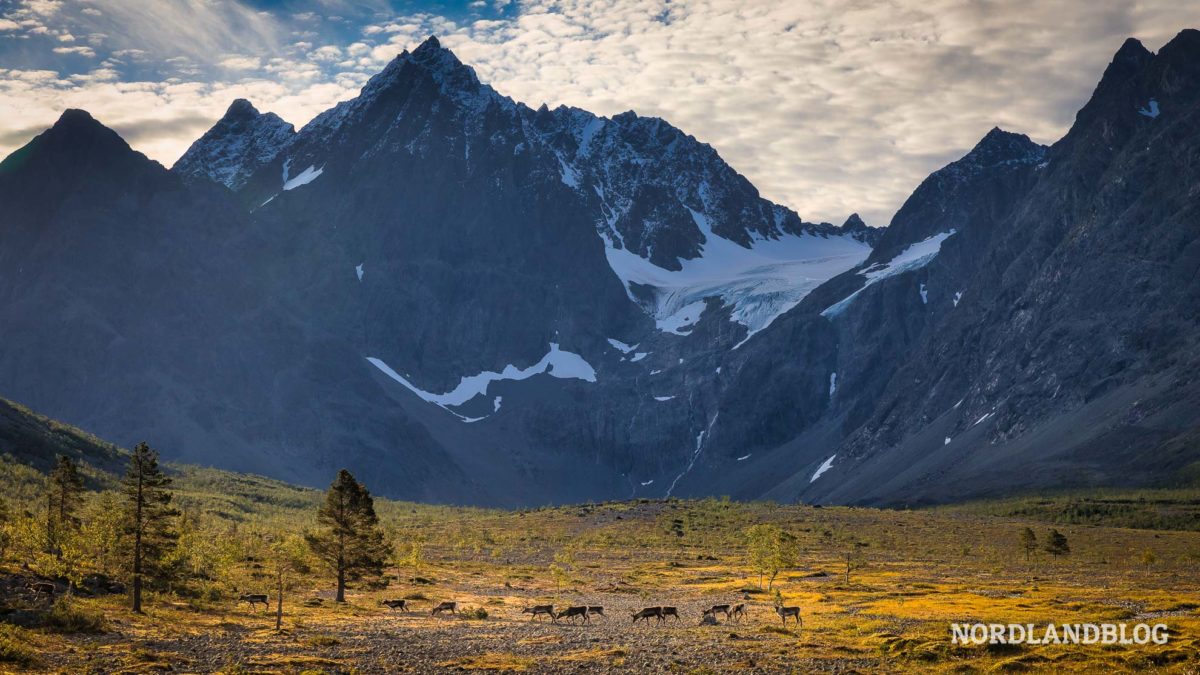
[936,488,1200,531]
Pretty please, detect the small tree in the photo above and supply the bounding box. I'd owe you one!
[1019,527,1038,562]
[1043,529,1070,558]
[270,534,311,631]
[549,545,576,592]
[122,442,179,613]
[46,456,85,558]
[745,524,798,590]
[305,469,390,603]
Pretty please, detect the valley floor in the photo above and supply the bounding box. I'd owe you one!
[5,499,1200,673]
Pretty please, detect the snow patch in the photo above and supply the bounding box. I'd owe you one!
[366,343,596,420]
[640,480,655,486]
[630,352,649,362]
[1137,98,1160,119]
[493,396,503,412]
[606,338,637,354]
[822,230,957,318]
[829,372,837,397]
[953,290,963,307]
[810,455,836,483]
[282,164,324,191]
[656,300,706,335]
[666,414,718,497]
[557,154,580,188]
[919,283,928,304]
[355,263,364,282]
[944,437,952,445]
[736,454,751,461]
[653,395,675,402]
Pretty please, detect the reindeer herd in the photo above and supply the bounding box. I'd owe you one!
[236,593,802,627]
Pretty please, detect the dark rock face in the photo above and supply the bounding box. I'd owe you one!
[173,99,295,190]
[2,34,1198,506]
[682,32,1200,505]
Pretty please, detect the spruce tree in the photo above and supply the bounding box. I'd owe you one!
[46,456,85,558]
[305,469,390,602]
[122,442,178,612]
[1043,529,1070,558]
[1019,527,1038,562]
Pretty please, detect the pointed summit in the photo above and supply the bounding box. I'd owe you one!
[965,127,1044,167]
[413,35,441,54]
[1112,37,1152,64]
[173,99,295,190]
[0,108,164,192]
[37,108,139,160]
[224,98,260,120]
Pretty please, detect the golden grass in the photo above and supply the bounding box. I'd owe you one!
[5,498,1200,673]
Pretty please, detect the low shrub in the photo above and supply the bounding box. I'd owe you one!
[41,598,107,634]
[0,625,38,668]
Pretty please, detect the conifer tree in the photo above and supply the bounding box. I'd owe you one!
[305,469,390,602]
[1019,527,1038,562]
[122,442,178,612]
[46,455,85,558]
[1043,529,1070,558]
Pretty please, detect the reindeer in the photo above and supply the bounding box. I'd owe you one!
[661,606,681,623]
[521,605,554,621]
[586,606,605,619]
[631,606,663,624]
[702,604,732,621]
[238,593,269,611]
[25,581,55,598]
[555,606,590,623]
[775,605,802,626]
[431,601,458,616]
[729,603,747,623]
[381,599,408,611]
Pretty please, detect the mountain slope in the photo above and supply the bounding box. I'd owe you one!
[1,34,1197,506]
[679,31,1200,505]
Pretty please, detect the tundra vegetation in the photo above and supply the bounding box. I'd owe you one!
[0,422,1197,672]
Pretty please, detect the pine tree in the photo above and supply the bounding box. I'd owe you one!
[1019,527,1038,562]
[305,469,390,602]
[46,456,85,559]
[122,442,179,613]
[1043,529,1070,558]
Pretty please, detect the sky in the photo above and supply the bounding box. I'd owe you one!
[1,0,1198,226]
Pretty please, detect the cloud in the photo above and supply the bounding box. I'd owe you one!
[52,45,95,57]
[2,0,1200,225]
[219,56,262,70]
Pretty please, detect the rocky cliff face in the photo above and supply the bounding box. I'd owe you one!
[1,34,1197,505]
[678,31,1200,504]
[173,99,295,190]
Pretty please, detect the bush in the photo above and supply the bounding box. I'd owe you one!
[464,607,488,620]
[41,598,107,634]
[304,634,341,647]
[0,625,38,668]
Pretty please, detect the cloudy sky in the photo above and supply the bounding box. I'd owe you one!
[1,0,1197,225]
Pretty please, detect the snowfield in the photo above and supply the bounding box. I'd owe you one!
[601,206,871,340]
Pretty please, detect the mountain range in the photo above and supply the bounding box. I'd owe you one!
[2,32,1198,506]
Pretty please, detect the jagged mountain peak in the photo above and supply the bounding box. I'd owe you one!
[173,98,295,190]
[1112,37,1152,64]
[963,127,1045,168]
